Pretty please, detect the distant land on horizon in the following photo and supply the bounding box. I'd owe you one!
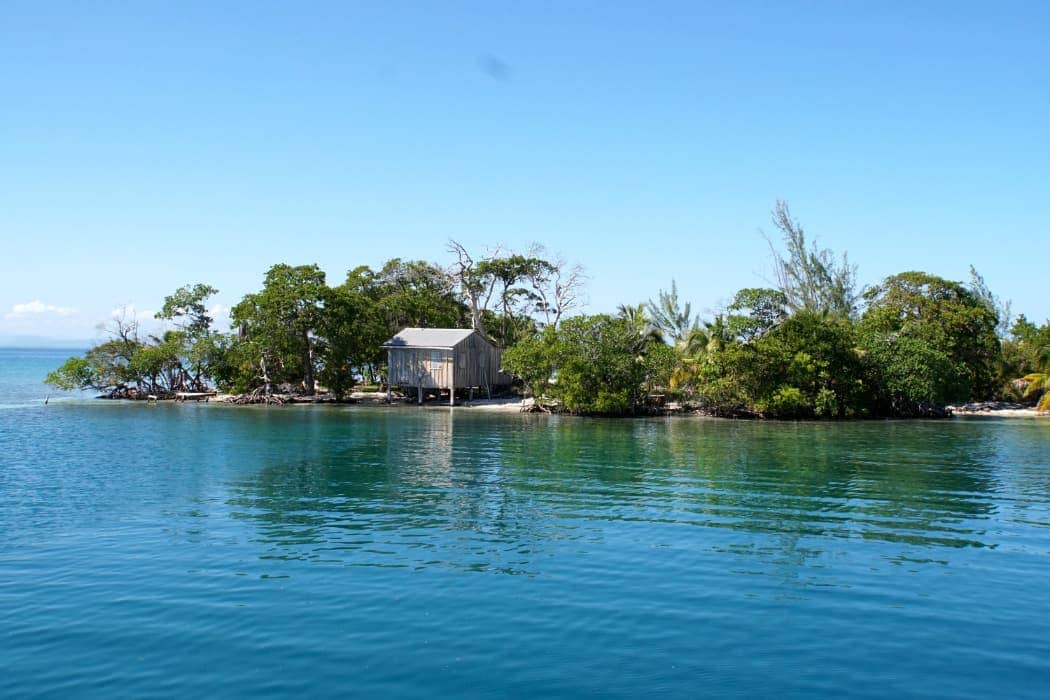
[0,336,92,350]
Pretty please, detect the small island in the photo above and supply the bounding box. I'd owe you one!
[46,203,1050,419]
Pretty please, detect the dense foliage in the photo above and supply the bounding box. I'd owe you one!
[504,315,666,414]
[47,246,580,400]
[857,272,1000,414]
[1004,315,1050,410]
[46,204,1049,416]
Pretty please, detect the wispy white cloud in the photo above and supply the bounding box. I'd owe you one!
[109,304,156,322]
[5,300,76,319]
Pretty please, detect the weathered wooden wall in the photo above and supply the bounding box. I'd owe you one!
[386,333,510,390]
[388,348,450,389]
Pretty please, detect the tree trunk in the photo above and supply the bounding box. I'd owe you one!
[471,300,486,336]
[302,331,315,395]
[260,356,272,398]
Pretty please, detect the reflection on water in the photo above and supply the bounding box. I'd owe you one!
[225,410,1029,579]
[4,394,1050,699]
[226,410,567,575]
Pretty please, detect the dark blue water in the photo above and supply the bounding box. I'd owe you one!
[2,349,1049,697]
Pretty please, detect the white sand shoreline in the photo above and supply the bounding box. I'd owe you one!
[949,408,1047,418]
[210,393,1047,417]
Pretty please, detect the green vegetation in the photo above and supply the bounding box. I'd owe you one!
[504,315,666,414]
[857,272,1000,414]
[46,285,222,398]
[1005,315,1050,410]
[46,204,1050,416]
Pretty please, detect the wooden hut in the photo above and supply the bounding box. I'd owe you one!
[383,328,509,405]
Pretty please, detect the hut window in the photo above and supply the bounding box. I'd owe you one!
[458,354,466,369]
[430,351,443,368]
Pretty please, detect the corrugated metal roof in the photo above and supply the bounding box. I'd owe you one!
[382,327,477,348]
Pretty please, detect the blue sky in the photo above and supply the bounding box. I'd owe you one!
[1,1,1046,342]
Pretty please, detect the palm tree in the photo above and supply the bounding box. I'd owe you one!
[702,314,734,356]
[617,303,664,348]
[1019,340,1050,411]
[1021,365,1050,411]
[646,280,699,345]
[669,326,709,392]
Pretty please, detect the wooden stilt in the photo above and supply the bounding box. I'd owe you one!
[386,349,392,403]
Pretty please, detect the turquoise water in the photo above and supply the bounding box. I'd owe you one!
[2,350,1050,697]
[0,347,87,407]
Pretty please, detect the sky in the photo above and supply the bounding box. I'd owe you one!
[1,1,1047,344]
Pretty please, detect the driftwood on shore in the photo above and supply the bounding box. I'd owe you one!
[98,386,175,401]
[214,389,360,405]
[223,388,287,405]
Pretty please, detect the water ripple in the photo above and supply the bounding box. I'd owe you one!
[2,402,1050,697]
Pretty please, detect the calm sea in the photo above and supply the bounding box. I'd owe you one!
[2,348,1049,698]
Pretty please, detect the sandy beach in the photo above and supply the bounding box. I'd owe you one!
[947,402,1048,418]
[456,397,533,412]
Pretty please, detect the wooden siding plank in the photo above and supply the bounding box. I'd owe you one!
[387,330,508,391]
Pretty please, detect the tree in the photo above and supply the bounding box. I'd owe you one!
[547,315,651,414]
[376,258,468,333]
[967,265,1012,338]
[316,284,364,400]
[475,253,551,346]
[766,200,859,318]
[503,315,656,414]
[643,342,677,395]
[447,241,492,335]
[154,282,220,392]
[743,311,867,418]
[1009,315,1050,410]
[46,308,156,396]
[863,335,963,416]
[231,263,327,395]
[646,280,699,345]
[524,244,586,330]
[309,266,378,393]
[859,271,1000,406]
[501,327,558,399]
[617,303,664,345]
[157,283,218,336]
[725,287,788,342]
[1020,367,1050,411]
[447,240,584,341]
[45,355,96,392]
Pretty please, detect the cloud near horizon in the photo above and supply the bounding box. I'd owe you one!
[5,300,77,319]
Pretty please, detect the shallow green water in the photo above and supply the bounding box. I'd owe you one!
[2,350,1050,697]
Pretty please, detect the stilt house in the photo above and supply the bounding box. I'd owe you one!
[383,328,509,404]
